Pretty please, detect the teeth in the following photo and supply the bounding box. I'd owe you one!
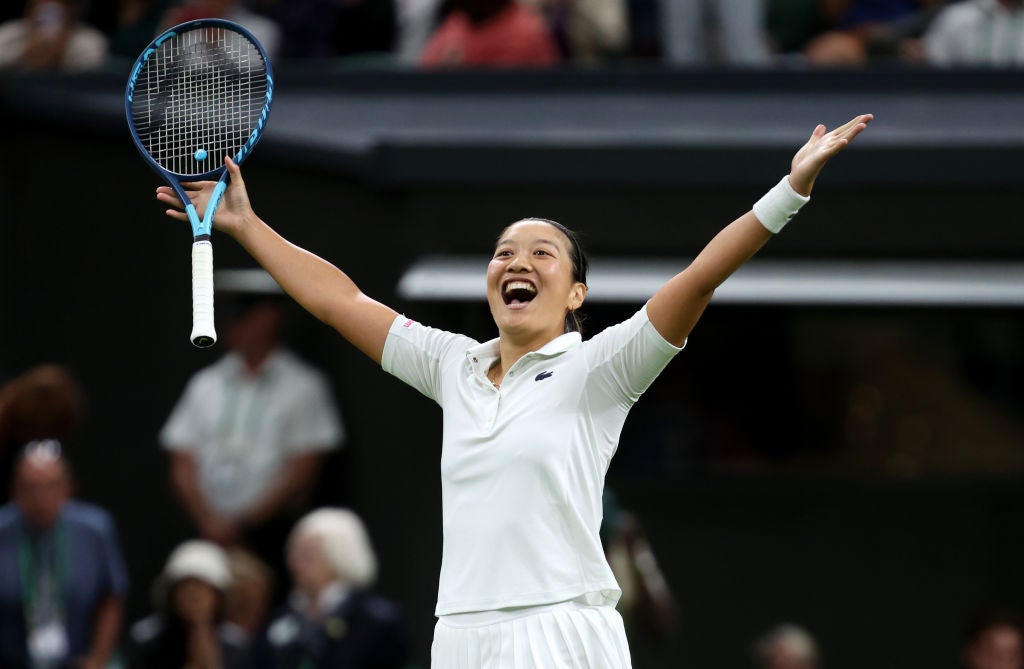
[504,281,537,295]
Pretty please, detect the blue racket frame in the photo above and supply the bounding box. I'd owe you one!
[125,18,274,240]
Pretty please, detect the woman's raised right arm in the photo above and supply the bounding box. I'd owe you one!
[157,157,398,364]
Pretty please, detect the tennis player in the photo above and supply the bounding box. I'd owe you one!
[157,113,872,667]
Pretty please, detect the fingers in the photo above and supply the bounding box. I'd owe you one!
[225,155,241,177]
[837,117,872,144]
[164,208,188,222]
[830,117,860,136]
[831,113,874,139]
[156,187,184,210]
[224,155,246,190]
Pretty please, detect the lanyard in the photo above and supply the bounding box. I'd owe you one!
[18,520,68,626]
[216,369,273,448]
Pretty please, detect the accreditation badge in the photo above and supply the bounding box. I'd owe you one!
[28,619,69,665]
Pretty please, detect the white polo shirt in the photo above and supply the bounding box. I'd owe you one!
[382,305,682,616]
[160,349,344,515]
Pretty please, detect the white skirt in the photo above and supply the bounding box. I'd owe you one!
[431,601,632,669]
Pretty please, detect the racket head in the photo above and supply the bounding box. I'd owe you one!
[125,18,274,188]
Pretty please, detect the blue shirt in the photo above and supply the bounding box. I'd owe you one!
[0,500,129,669]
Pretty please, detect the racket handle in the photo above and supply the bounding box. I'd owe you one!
[190,240,217,348]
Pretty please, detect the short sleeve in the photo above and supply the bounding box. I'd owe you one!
[158,374,206,453]
[381,315,476,404]
[583,304,683,409]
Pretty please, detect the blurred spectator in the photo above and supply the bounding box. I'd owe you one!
[420,0,561,67]
[924,0,1024,67]
[766,0,832,57]
[601,488,677,643]
[253,508,409,669]
[0,440,128,669]
[160,280,344,591]
[395,0,445,63]
[159,0,282,58]
[108,0,173,60]
[0,364,84,497]
[753,623,820,669]
[802,0,944,66]
[0,0,108,71]
[963,611,1024,669]
[225,547,275,639]
[128,540,249,669]
[658,0,774,66]
[521,0,630,63]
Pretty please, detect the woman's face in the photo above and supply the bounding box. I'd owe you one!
[288,532,336,597]
[171,577,220,626]
[487,220,585,340]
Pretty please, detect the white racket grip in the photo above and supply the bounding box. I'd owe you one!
[190,240,217,348]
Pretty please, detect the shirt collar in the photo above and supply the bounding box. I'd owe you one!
[289,580,350,619]
[221,348,285,378]
[16,504,66,538]
[317,581,349,614]
[465,331,581,367]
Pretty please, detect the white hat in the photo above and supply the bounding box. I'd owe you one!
[153,540,232,609]
[289,508,377,588]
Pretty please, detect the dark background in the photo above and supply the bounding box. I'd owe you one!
[2,66,1024,668]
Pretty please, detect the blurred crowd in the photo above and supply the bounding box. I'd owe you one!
[0,290,419,669]
[0,0,1022,72]
[2,288,1024,668]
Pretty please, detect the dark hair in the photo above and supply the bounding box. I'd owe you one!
[506,218,589,334]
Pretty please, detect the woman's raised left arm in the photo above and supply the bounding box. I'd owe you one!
[647,113,873,346]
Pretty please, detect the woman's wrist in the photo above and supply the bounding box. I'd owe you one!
[231,212,261,244]
[787,173,813,197]
[752,175,811,234]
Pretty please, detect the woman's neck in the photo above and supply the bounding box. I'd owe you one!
[492,327,565,386]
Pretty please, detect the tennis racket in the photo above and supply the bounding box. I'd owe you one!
[125,19,273,347]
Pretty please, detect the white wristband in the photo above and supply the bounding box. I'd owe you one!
[753,175,810,234]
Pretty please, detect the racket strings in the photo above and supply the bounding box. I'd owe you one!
[131,26,268,176]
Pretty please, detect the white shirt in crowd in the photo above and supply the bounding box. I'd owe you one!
[925,0,1024,67]
[160,349,344,516]
[383,305,682,616]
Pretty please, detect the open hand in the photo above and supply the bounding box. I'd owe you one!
[156,157,254,238]
[789,114,873,196]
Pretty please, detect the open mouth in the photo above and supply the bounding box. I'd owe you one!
[502,279,537,307]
